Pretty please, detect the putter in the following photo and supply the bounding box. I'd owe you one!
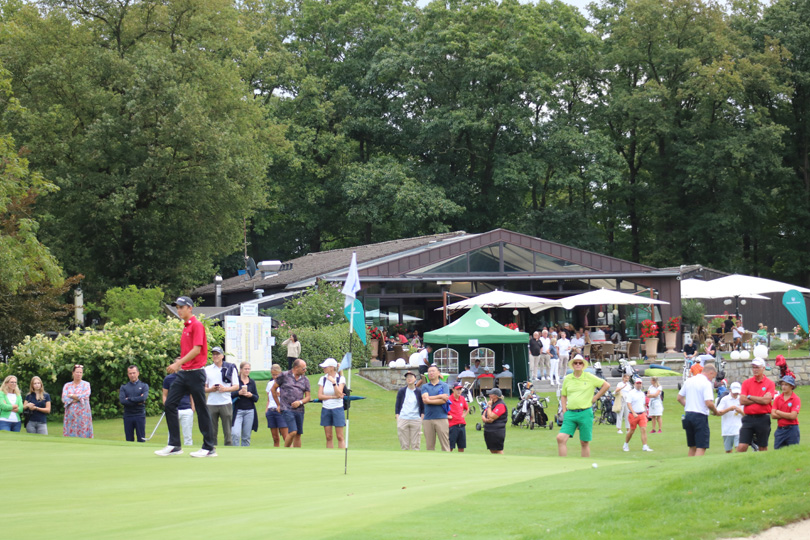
[144,412,166,442]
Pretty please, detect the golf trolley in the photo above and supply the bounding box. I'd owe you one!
[460,381,477,415]
[592,390,617,426]
[511,382,552,430]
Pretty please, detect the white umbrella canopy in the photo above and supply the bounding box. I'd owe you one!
[680,278,770,300]
[439,290,557,312]
[708,274,810,296]
[531,288,668,313]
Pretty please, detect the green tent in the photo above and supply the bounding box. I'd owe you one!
[423,305,530,392]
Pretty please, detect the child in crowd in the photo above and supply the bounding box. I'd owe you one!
[717,381,743,453]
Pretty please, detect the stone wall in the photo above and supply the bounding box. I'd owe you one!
[719,357,809,386]
[359,367,417,391]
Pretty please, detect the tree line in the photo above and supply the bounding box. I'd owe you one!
[2,0,810,311]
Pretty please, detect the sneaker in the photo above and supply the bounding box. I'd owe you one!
[622,443,629,452]
[642,445,654,452]
[154,445,182,456]
[190,448,218,458]
[617,430,623,434]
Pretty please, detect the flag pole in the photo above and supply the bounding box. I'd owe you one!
[345,324,353,475]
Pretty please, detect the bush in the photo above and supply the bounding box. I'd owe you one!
[91,285,165,326]
[276,281,344,329]
[681,299,705,327]
[273,323,370,374]
[2,317,224,419]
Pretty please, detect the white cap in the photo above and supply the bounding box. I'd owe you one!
[730,382,742,393]
[319,358,338,368]
[751,358,766,367]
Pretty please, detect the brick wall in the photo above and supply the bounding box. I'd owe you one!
[720,357,808,386]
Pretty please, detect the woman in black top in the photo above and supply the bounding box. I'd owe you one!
[23,376,51,434]
[231,362,259,446]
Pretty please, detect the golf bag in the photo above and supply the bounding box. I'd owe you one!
[511,382,551,429]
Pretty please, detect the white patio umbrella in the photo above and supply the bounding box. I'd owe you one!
[708,274,810,296]
[680,278,770,300]
[439,290,557,312]
[530,288,668,313]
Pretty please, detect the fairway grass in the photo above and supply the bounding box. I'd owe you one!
[2,376,810,539]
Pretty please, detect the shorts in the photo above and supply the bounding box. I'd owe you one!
[320,407,346,428]
[739,414,771,448]
[628,412,648,430]
[449,424,467,450]
[774,425,800,449]
[282,408,304,434]
[265,409,287,429]
[723,434,740,452]
[683,412,710,449]
[484,429,505,451]
[560,408,594,442]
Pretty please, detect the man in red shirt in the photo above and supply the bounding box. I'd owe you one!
[155,297,217,458]
[772,375,801,449]
[448,382,469,452]
[737,358,776,452]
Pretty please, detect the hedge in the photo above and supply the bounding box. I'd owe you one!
[2,317,224,419]
[273,323,371,374]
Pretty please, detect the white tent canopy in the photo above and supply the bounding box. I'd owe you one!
[680,278,770,300]
[531,288,668,313]
[708,274,810,296]
[439,290,556,312]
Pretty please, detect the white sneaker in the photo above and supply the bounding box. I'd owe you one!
[642,445,654,452]
[154,445,182,456]
[617,429,623,434]
[190,448,218,458]
[622,443,629,452]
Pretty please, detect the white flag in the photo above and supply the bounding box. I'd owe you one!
[341,252,361,308]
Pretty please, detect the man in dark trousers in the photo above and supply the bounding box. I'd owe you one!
[119,365,149,442]
[155,296,217,457]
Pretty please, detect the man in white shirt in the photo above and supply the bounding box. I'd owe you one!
[717,381,743,453]
[458,365,476,379]
[622,378,653,452]
[204,347,239,446]
[677,363,719,456]
[557,332,572,366]
[538,329,551,381]
[570,331,586,352]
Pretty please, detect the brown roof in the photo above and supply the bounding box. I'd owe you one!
[192,231,468,296]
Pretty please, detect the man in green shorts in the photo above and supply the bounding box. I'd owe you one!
[556,354,611,457]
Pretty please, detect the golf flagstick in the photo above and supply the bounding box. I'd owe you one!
[345,328,353,475]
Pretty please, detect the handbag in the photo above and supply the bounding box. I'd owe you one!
[611,399,622,413]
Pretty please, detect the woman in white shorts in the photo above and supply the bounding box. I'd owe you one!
[647,377,664,433]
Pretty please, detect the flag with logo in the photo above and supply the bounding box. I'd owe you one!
[782,289,808,333]
[341,252,366,345]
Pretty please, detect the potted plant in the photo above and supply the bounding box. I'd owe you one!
[640,319,659,359]
[368,326,383,364]
[664,316,680,353]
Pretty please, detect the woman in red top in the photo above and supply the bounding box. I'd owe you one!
[772,375,801,449]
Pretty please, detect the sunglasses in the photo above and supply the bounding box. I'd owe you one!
[572,362,584,365]
[74,364,84,369]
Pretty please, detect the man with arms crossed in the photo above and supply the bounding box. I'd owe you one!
[119,365,149,442]
[272,358,311,448]
[421,365,450,451]
[556,355,611,457]
[771,375,801,450]
[738,358,775,452]
[677,363,719,456]
[156,296,216,457]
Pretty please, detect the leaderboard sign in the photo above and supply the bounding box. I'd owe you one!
[224,305,274,370]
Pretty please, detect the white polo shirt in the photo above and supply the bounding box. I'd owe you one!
[205,363,237,406]
[678,374,714,415]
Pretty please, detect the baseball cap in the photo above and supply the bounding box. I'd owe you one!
[171,296,193,307]
[730,382,741,393]
[633,378,643,384]
[487,388,503,397]
[453,381,464,389]
[211,346,224,355]
[319,358,338,368]
[403,371,417,379]
[502,364,510,370]
[751,358,766,367]
[781,375,797,387]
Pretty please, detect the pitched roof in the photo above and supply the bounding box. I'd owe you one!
[192,231,468,296]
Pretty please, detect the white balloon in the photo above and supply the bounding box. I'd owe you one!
[389,361,397,368]
[730,350,741,360]
[740,350,751,361]
[753,345,768,359]
[395,358,407,368]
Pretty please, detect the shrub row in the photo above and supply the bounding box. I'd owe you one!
[273,323,370,374]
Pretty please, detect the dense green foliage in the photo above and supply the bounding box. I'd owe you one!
[275,281,345,329]
[273,323,370,373]
[91,285,165,326]
[3,317,224,418]
[1,0,810,302]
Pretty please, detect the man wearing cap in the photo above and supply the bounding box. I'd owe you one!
[448,382,469,452]
[623,378,654,452]
[496,364,513,379]
[556,355,611,457]
[421,365,451,451]
[771,375,801,449]
[717,381,744,453]
[272,358,311,448]
[156,297,217,457]
[481,388,508,454]
[738,358,776,452]
[204,346,239,446]
[677,363,719,456]
[395,371,424,450]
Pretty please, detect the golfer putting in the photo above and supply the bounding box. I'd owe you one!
[556,355,611,457]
